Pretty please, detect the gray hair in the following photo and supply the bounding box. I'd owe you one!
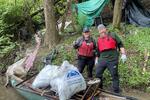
[97,24,106,30]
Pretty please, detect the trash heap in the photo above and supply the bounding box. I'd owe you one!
[32,61,87,100]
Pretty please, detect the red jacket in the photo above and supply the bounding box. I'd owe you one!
[97,35,116,52]
[78,41,94,57]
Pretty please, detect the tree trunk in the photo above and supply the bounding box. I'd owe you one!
[112,0,123,29]
[43,0,60,49]
[60,1,70,33]
[60,15,66,33]
[70,3,76,32]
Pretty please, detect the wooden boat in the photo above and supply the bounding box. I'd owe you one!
[11,77,138,100]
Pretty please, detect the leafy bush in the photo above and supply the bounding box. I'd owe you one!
[2,6,23,25]
[0,0,43,60]
[119,26,150,89]
[0,35,16,58]
[126,27,150,53]
[0,1,23,59]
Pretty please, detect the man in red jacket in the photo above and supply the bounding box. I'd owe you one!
[95,24,127,93]
[73,27,97,79]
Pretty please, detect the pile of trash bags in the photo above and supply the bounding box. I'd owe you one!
[32,61,86,100]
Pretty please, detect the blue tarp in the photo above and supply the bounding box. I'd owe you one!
[126,0,150,27]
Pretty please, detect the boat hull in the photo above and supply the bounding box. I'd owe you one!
[11,79,57,100]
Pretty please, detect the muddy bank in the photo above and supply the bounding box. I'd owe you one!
[122,89,150,100]
[0,86,25,100]
[0,76,25,100]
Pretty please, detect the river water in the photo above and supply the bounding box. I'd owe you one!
[0,77,149,100]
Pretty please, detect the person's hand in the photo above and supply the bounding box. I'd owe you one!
[95,58,98,66]
[73,38,82,47]
[120,54,127,63]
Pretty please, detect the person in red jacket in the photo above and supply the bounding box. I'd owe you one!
[73,27,97,79]
[95,24,127,93]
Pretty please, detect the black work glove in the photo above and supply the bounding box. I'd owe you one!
[73,37,83,49]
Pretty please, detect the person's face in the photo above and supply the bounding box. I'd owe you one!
[99,28,107,34]
[83,31,90,39]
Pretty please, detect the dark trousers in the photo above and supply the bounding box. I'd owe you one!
[78,56,95,78]
[96,60,119,93]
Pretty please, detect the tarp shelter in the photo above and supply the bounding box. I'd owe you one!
[78,0,89,3]
[76,0,110,27]
[125,0,150,27]
[75,0,150,27]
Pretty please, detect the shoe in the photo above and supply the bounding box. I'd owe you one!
[87,78,100,85]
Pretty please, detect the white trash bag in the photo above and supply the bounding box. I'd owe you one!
[50,61,87,100]
[32,65,60,88]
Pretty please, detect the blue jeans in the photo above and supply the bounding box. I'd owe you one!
[96,59,119,93]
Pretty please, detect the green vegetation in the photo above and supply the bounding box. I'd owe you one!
[0,0,41,59]
[52,25,150,92]
[0,0,150,93]
[119,26,150,90]
[0,0,21,58]
[0,0,67,59]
